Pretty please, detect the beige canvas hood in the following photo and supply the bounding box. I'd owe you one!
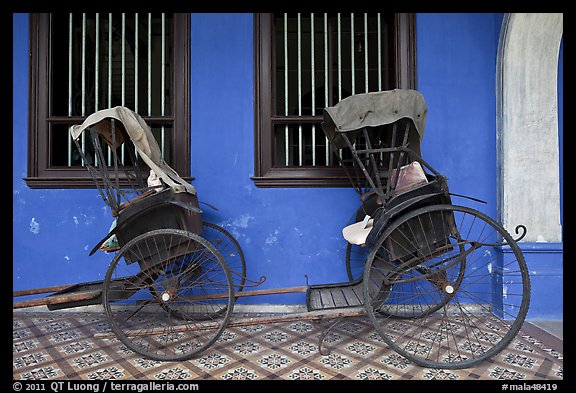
[70,106,196,195]
[322,89,427,150]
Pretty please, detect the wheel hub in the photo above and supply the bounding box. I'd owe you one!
[160,288,177,302]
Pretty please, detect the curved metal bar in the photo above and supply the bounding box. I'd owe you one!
[318,318,345,356]
[89,230,118,256]
[229,273,267,289]
[168,200,203,214]
[513,224,528,242]
[199,201,220,211]
[448,192,487,204]
[468,224,528,247]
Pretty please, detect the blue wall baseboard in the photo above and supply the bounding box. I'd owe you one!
[499,242,563,320]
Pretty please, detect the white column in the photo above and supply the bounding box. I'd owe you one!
[497,13,563,242]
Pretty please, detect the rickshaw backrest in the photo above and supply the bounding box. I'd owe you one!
[321,89,431,203]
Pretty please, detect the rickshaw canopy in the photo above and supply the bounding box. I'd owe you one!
[322,89,427,150]
[70,106,196,195]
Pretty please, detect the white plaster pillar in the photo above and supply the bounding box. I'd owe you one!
[497,13,563,242]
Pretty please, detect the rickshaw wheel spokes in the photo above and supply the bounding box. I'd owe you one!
[103,228,234,362]
[363,204,530,369]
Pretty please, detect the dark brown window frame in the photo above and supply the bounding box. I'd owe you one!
[252,13,416,188]
[25,13,191,189]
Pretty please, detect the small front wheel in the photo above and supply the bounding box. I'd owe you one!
[102,228,234,361]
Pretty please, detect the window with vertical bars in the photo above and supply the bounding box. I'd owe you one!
[253,13,416,187]
[26,13,190,188]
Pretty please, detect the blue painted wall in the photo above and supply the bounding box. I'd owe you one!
[417,13,502,218]
[13,14,125,291]
[189,14,357,305]
[13,13,561,317]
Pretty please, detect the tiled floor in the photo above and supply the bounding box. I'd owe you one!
[13,310,563,381]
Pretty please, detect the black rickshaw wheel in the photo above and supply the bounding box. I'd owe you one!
[102,228,234,362]
[201,222,247,294]
[345,242,367,282]
[363,204,530,369]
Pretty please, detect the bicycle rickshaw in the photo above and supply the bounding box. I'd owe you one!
[13,89,530,369]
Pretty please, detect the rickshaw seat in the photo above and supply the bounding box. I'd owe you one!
[390,161,428,195]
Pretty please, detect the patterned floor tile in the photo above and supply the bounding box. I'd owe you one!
[318,352,353,370]
[285,366,327,380]
[356,367,393,380]
[19,366,62,380]
[13,311,563,380]
[195,352,230,370]
[220,366,258,380]
[257,352,291,371]
[13,352,52,370]
[154,366,194,380]
[86,366,126,380]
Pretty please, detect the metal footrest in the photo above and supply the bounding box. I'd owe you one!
[306,280,364,312]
